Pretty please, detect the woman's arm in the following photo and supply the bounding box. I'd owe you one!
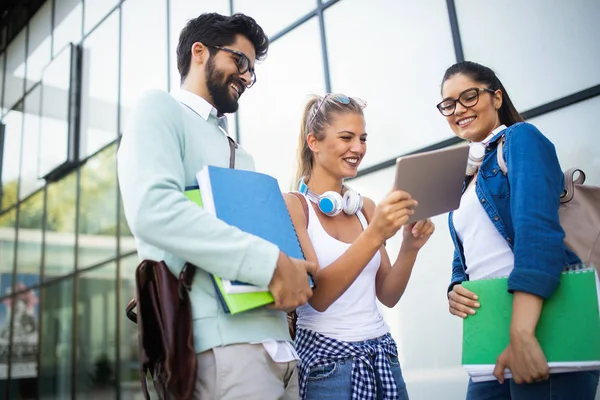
[506,123,567,299]
[283,191,414,312]
[494,123,563,383]
[368,198,435,307]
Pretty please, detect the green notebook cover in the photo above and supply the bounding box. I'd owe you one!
[184,188,275,314]
[462,269,600,366]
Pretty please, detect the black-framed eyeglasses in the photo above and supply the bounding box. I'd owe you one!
[208,45,256,88]
[309,93,368,128]
[436,87,496,116]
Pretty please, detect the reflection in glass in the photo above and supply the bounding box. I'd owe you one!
[38,279,73,399]
[119,198,136,255]
[0,209,16,297]
[324,0,455,168]
[120,255,158,398]
[20,85,44,200]
[120,0,168,130]
[38,44,77,181]
[455,0,600,111]
[53,0,82,58]
[168,0,229,91]
[44,173,76,281]
[4,29,26,112]
[16,190,44,288]
[1,109,24,211]
[1,52,5,115]
[78,145,117,268]
[237,17,324,191]
[83,0,119,35]
[6,284,41,398]
[75,262,117,398]
[233,0,315,37]
[26,0,52,91]
[348,166,466,399]
[528,96,600,186]
[79,11,119,157]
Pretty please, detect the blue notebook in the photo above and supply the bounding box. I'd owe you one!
[189,165,312,314]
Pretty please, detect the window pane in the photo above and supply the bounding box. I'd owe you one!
[1,53,5,115]
[324,0,456,168]
[79,11,119,158]
[119,198,135,255]
[120,0,168,130]
[1,108,24,211]
[237,17,325,190]
[75,262,117,398]
[44,173,76,281]
[0,209,16,297]
[38,278,73,399]
[78,145,117,268]
[119,254,159,398]
[53,0,82,57]
[39,45,74,179]
[456,0,600,110]
[84,0,119,35]
[233,0,315,37]
[26,0,52,91]
[4,29,26,112]
[168,0,229,91]
[20,85,44,199]
[348,167,467,399]
[7,283,40,397]
[16,190,44,288]
[527,96,600,186]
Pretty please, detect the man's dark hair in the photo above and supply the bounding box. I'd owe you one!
[176,13,269,83]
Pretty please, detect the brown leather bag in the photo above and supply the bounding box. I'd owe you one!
[124,135,238,398]
[126,261,197,400]
[497,137,600,271]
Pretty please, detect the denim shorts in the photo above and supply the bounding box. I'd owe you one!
[304,351,409,400]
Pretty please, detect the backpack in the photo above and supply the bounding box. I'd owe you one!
[497,137,600,271]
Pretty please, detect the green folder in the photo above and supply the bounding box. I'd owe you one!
[462,268,600,380]
[184,188,275,314]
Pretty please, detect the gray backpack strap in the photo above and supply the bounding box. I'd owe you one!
[497,136,508,176]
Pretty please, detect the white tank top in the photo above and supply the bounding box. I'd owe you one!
[296,194,389,342]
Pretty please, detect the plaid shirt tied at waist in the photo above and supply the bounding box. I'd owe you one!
[295,328,400,400]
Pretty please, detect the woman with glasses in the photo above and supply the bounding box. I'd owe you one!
[284,93,435,399]
[437,61,599,399]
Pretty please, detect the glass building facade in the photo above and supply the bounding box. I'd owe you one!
[0,0,598,398]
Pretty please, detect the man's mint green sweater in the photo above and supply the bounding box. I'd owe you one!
[117,90,290,353]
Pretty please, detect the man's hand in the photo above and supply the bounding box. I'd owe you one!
[267,252,318,312]
[493,331,549,384]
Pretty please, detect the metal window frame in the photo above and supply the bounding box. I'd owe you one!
[0,1,598,399]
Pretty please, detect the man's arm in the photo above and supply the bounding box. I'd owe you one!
[117,90,278,287]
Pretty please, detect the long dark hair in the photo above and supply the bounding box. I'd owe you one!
[441,61,524,127]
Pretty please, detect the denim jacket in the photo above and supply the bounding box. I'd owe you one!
[448,122,580,299]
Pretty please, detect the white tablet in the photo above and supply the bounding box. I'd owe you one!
[394,144,469,224]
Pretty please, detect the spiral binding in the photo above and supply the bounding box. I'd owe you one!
[563,263,594,274]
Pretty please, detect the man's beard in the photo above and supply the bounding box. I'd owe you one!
[206,58,240,114]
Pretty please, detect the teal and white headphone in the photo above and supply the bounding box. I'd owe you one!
[297,177,363,217]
